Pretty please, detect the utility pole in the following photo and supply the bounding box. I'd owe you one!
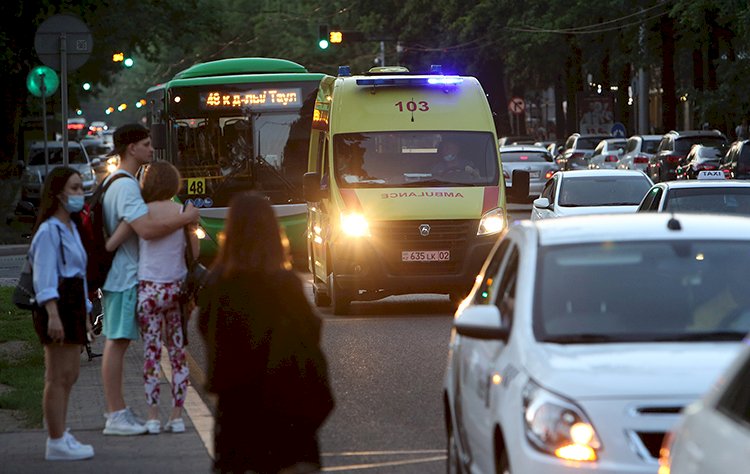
[637,19,649,134]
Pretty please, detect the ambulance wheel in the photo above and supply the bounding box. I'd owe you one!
[313,282,331,307]
[329,273,350,315]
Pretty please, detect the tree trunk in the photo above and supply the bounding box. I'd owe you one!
[660,15,677,132]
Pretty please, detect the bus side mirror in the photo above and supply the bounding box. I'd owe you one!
[303,172,327,202]
[150,123,167,150]
[507,170,533,203]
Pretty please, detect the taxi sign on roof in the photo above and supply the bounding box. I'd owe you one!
[697,170,725,180]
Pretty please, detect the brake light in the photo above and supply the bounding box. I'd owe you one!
[503,170,510,180]
[605,155,618,162]
[699,164,716,171]
[723,169,732,178]
[545,170,557,179]
[666,155,683,164]
[634,156,649,164]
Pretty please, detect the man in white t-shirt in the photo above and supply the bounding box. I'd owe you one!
[100,123,199,435]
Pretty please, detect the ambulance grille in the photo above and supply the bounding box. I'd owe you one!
[369,219,476,275]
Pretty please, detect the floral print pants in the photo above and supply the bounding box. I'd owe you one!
[137,280,189,408]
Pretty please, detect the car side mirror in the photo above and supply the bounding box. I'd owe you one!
[303,172,328,202]
[454,305,509,340]
[533,197,551,209]
[91,157,101,167]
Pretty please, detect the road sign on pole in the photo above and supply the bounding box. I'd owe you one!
[508,97,525,115]
[611,122,627,138]
[34,13,93,167]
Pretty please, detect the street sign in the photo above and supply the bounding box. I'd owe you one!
[508,96,525,115]
[26,66,59,98]
[34,13,92,71]
[611,122,627,138]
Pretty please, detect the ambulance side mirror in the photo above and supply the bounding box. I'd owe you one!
[303,172,328,202]
[506,170,533,204]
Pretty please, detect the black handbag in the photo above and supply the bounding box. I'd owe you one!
[179,227,208,343]
[13,258,37,310]
[13,226,66,311]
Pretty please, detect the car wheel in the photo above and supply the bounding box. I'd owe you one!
[495,444,511,474]
[313,281,331,307]
[447,421,463,474]
[329,272,350,315]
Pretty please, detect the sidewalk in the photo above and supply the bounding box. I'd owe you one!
[0,313,214,472]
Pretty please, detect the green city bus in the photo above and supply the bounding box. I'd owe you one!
[146,57,324,265]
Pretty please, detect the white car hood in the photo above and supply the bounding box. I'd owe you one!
[525,342,742,399]
[554,204,639,217]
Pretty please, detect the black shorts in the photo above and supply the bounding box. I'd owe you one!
[33,277,87,345]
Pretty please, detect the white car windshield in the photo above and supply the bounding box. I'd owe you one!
[534,240,750,343]
[664,188,750,215]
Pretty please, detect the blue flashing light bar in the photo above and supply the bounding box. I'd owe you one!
[355,76,463,87]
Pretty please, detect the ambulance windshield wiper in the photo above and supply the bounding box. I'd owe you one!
[399,179,479,187]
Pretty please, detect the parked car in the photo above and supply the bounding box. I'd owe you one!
[531,169,652,220]
[80,137,115,184]
[617,134,662,172]
[636,171,750,215]
[675,144,723,179]
[587,138,627,169]
[648,130,728,182]
[659,339,750,474]
[444,213,750,474]
[719,139,750,179]
[20,140,96,208]
[559,133,612,170]
[499,145,558,197]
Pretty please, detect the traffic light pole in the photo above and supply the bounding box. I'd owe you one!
[40,77,49,177]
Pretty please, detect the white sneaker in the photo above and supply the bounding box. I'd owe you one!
[164,418,185,433]
[102,409,148,435]
[145,419,161,434]
[45,431,94,461]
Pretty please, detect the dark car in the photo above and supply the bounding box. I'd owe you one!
[559,132,612,170]
[720,140,750,179]
[676,145,724,180]
[648,130,728,182]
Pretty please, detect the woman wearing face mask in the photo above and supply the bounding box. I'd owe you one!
[29,166,95,461]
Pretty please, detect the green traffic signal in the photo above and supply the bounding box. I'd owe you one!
[318,39,329,49]
[124,57,134,68]
[26,66,59,98]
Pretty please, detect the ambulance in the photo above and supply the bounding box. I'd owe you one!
[303,65,528,314]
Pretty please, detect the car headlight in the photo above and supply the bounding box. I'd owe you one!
[82,169,95,182]
[340,213,370,237]
[477,207,506,236]
[522,380,601,462]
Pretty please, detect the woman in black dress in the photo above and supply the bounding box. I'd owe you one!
[199,192,334,474]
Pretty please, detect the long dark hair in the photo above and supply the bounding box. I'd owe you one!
[33,166,81,233]
[213,192,291,276]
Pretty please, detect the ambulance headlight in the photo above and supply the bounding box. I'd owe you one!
[477,208,505,236]
[340,213,370,237]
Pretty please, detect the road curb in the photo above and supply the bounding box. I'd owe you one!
[0,245,28,257]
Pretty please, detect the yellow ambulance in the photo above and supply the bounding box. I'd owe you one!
[304,66,527,314]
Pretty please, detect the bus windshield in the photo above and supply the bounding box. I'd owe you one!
[166,81,318,206]
[332,131,499,187]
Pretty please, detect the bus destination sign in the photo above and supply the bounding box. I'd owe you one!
[200,88,302,110]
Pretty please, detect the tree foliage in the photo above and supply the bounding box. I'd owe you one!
[3,0,750,164]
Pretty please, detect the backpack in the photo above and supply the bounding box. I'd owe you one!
[77,173,134,293]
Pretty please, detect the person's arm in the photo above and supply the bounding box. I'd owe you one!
[129,202,200,240]
[105,220,133,252]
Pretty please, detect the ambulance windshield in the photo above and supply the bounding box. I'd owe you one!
[333,131,499,187]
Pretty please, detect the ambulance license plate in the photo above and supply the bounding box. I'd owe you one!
[401,250,450,262]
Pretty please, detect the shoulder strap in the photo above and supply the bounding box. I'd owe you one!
[100,172,133,195]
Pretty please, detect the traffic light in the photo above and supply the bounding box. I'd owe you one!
[112,52,124,62]
[318,25,329,49]
[123,57,134,68]
[329,30,343,44]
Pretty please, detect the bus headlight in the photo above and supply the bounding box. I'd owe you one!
[477,208,505,235]
[523,380,601,462]
[194,226,207,240]
[340,213,370,237]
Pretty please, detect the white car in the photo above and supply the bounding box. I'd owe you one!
[659,340,750,473]
[444,213,750,474]
[531,170,652,220]
[618,135,662,172]
[636,172,750,215]
[587,138,627,169]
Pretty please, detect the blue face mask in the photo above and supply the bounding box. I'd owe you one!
[63,194,85,213]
